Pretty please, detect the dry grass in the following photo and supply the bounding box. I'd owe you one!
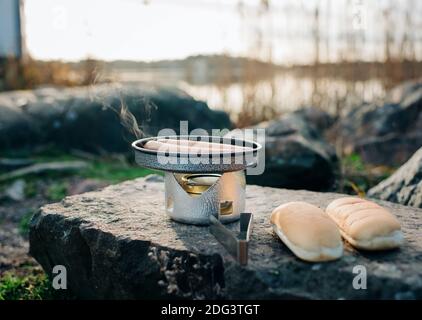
[0,57,103,92]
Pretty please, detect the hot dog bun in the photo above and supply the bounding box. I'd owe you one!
[143,139,251,154]
[326,197,404,250]
[270,202,343,262]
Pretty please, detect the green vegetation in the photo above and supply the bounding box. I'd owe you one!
[45,182,68,201]
[342,153,366,173]
[1,149,158,201]
[24,180,37,198]
[0,270,54,300]
[33,149,158,183]
[18,210,35,237]
[80,161,159,183]
[341,153,394,196]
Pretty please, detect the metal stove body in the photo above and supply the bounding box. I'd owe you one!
[165,171,245,225]
[132,135,261,264]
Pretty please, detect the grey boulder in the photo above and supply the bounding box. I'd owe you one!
[291,106,335,133]
[368,147,422,208]
[0,84,232,154]
[228,108,339,191]
[29,177,422,299]
[337,80,422,166]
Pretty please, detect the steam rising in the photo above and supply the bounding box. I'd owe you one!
[118,92,142,139]
[87,70,156,140]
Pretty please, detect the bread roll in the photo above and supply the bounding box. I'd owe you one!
[270,202,343,262]
[326,197,404,250]
[157,138,252,153]
[144,140,213,154]
[144,139,250,154]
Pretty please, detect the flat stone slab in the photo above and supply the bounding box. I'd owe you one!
[29,176,422,299]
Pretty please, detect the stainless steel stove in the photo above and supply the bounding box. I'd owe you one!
[132,135,261,265]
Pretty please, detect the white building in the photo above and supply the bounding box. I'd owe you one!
[0,0,24,59]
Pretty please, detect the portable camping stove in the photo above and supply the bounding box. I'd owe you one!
[132,135,261,265]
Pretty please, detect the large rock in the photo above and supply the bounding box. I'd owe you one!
[368,147,422,208]
[338,80,422,166]
[0,84,232,154]
[228,109,339,190]
[292,107,335,133]
[29,176,422,299]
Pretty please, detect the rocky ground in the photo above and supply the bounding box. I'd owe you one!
[0,198,43,274]
[0,151,392,299]
[368,147,422,208]
[0,178,106,275]
[0,153,155,299]
[29,177,422,299]
[1,79,421,299]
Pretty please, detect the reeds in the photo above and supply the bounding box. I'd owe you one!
[0,57,103,91]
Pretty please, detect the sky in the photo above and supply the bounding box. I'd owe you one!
[23,0,422,63]
[24,0,246,61]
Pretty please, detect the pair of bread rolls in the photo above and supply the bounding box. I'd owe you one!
[270,198,403,262]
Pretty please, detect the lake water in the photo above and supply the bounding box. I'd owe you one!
[106,69,388,125]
